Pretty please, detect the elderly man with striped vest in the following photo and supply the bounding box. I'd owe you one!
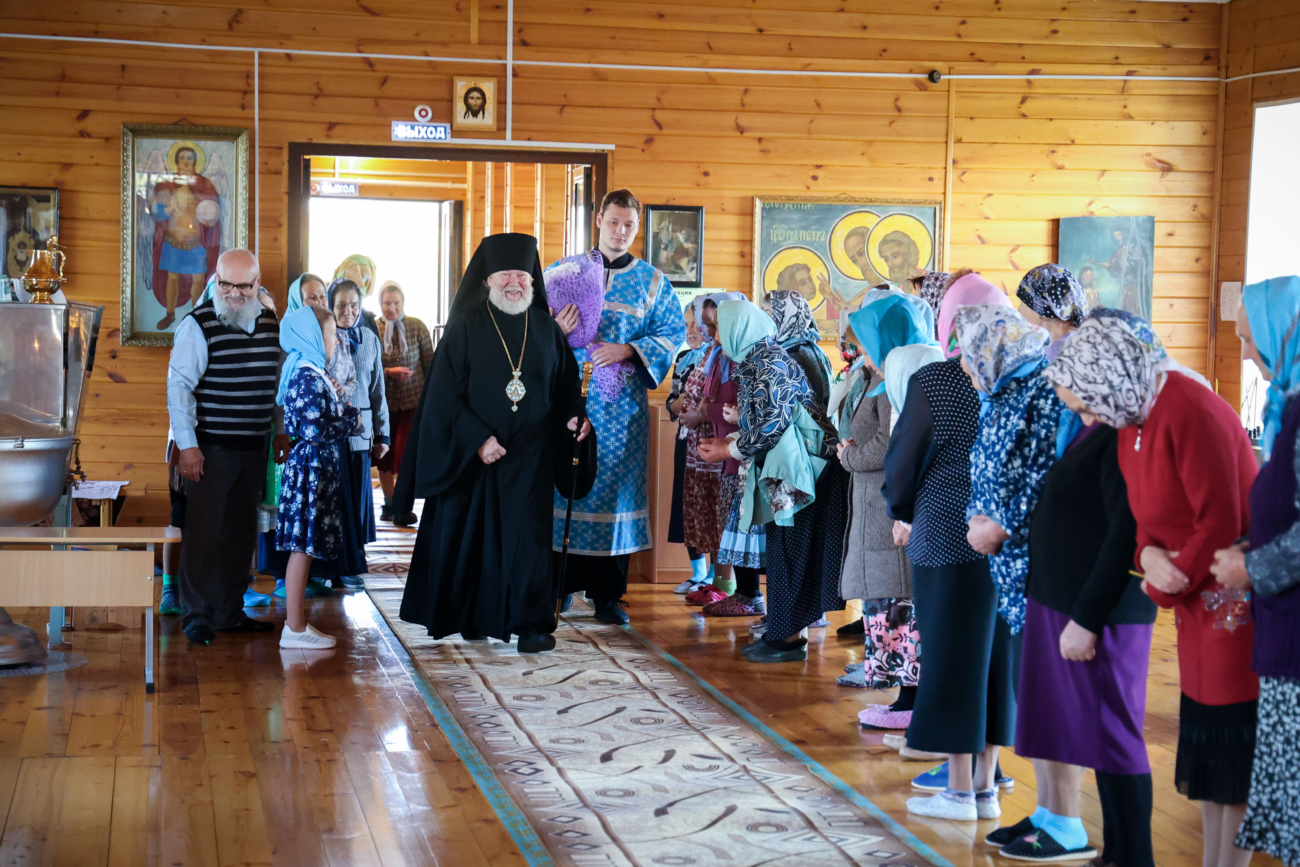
[167,249,282,644]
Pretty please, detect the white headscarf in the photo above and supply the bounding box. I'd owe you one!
[379,280,407,355]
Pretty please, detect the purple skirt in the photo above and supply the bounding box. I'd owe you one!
[1016,598,1154,775]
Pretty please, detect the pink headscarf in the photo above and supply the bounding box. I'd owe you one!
[937,273,1013,358]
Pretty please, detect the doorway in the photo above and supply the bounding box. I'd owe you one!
[287,143,608,340]
[1242,98,1300,432]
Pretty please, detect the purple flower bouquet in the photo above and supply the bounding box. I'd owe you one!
[544,250,632,401]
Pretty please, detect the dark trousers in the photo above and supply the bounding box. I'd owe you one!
[558,552,629,600]
[180,444,265,631]
[735,566,761,598]
[1096,771,1155,867]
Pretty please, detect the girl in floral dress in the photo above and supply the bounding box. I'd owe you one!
[276,305,360,649]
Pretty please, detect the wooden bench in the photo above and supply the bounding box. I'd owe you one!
[0,526,179,693]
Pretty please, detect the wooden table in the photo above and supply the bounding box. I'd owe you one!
[0,526,180,692]
[70,484,149,628]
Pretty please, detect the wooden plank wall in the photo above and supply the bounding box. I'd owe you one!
[1215,0,1300,411]
[0,0,1224,525]
[465,161,569,265]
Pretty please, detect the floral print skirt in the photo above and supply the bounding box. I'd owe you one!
[276,440,345,561]
[716,467,764,568]
[862,597,920,689]
[682,464,722,555]
[1236,676,1300,864]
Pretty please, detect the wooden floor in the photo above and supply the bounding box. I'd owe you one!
[0,537,1282,865]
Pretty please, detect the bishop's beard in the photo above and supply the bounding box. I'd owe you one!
[213,292,264,331]
[488,283,534,316]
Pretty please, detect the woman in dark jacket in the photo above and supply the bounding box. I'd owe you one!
[881,273,1017,823]
[987,417,1157,864]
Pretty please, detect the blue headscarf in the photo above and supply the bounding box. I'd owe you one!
[716,300,777,362]
[1243,276,1300,459]
[845,294,938,397]
[701,344,733,384]
[696,292,746,383]
[678,343,708,371]
[277,307,328,406]
[287,275,306,313]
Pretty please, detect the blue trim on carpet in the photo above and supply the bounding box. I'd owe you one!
[623,624,958,867]
[367,602,555,867]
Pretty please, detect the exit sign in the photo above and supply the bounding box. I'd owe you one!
[391,121,451,142]
[315,180,359,196]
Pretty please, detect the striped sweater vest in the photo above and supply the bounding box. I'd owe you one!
[190,300,281,450]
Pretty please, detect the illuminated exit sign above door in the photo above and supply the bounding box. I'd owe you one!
[313,180,359,197]
[391,121,451,142]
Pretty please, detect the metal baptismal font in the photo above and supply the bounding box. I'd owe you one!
[0,237,103,664]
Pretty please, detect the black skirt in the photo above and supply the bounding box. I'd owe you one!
[668,434,687,544]
[763,461,849,641]
[1175,693,1257,805]
[907,559,1017,755]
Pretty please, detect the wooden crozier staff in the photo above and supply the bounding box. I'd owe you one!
[556,360,595,617]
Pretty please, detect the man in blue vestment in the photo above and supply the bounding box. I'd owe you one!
[549,189,687,624]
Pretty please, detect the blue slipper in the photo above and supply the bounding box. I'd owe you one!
[272,578,331,599]
[912,762,1015,792]
[243,588,272,608]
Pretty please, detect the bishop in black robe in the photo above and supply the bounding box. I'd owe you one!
[392,233,593,653]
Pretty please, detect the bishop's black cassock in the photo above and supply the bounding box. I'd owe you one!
[392,233,595,646]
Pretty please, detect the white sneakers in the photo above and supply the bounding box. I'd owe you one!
[280,623,337,649]
[977,790,1002,820]
[674,579,704,594]
[906,790,1000,822]
[907,792,977,821]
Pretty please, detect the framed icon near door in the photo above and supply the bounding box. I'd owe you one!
[452,78,497,132]
[119,123,249,346]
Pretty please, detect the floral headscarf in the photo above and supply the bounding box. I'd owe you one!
[938,273,1012,359]
[768,290,820,349]
[1242,276,1300,459]
[1089,307,1213,390]
[1042,312,1162,429]
[914,271,954,325]
[333,254,377,296]
[953,304,1051,395]
[1017,263,1088,326]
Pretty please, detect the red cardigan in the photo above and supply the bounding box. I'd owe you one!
[1117,372,1259,707]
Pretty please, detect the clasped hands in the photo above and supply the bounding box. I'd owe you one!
[551,305,633,368]
[966,514,1010,555]
[697,437,731,464]
[478,417,591,465]
[1141,542,1251,595]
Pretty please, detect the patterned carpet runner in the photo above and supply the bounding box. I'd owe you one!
[367,580,946,867]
